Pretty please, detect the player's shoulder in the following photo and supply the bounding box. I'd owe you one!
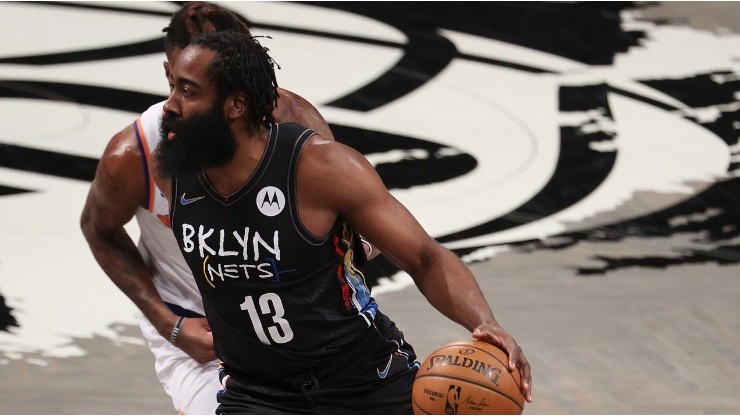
[276,120,312,133]
[97,102,163,180]
[300,131,371,177]
[96,125,142,180]
[141,101,164,118]
[274,89,311,118]
[105,123,138,157]
[108,100,164,152]
[276,87,301,105]
[139,101,165,124]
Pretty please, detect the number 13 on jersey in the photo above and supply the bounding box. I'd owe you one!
[240,293,295,345]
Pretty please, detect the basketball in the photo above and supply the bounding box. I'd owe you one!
[412,340,524,415]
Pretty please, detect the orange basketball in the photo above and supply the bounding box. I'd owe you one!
[412,340,524,415]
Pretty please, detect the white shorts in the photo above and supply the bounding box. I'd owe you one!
[138,312,221,414]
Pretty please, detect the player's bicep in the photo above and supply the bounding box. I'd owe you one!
[326,148,437,274]
[345,189,437,275]
[83,130,145,232]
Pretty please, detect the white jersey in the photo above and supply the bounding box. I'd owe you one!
[133,101,204,316]
[133,101,219,414]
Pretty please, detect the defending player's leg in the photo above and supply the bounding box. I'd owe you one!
[139,313,221,414]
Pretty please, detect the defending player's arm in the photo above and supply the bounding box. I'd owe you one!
[274,88,335,141]
[80,126,214,364]
[298,137,532,402]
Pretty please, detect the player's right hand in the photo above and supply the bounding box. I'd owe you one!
[177,317,217,364]
[473,323,533,403]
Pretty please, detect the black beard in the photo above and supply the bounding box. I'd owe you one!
[156,105,236,178]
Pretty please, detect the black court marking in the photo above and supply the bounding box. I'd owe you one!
[0,143,98,182]
[640,71,740,156]
[4,2,166,66]
[254,22,402,49]
[0,38,164,65]
[477,174,740,275]
[643,71,740,108]
[23,1,173,17]
[255,23,556,75]
[578,244,740,275]
[304,1,645,65]
[0,114,477,193]
[0,294,18,332]
[0,80,165,113]
[0,184,32,197]
[325,30,457,111]
[456,52,557,74]
[438,83,617,243]
[331,124,477,190]
[491,71,740,274]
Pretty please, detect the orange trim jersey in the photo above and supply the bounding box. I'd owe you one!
[133,101,204,316]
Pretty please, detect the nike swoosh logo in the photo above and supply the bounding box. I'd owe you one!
[377,354,393,379]
[180,193,206,206]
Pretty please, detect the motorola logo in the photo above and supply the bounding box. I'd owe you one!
[256,186,286,217]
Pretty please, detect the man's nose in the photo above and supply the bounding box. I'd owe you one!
[163,93,179,117]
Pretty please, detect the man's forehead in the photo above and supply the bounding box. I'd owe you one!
[173,45,216,77]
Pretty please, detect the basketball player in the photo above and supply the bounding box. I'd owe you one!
[152,30,532,413]
[80,2,376,413]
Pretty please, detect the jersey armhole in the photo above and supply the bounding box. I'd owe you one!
[288,126,334,246]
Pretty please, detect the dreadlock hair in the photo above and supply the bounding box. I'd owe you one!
[191,30,279,131]
[163,2,252,51]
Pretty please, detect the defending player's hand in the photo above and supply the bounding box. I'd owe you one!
[472,323,532,403]
[176,317,217,364]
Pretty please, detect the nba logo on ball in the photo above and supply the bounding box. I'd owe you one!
[445,385,461,414]
[412,340,524,415]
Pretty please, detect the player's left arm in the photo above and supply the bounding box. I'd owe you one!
[276,89,380,259]
[300,139,532,402]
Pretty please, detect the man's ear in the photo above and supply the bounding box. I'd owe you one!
[225,93,247,120]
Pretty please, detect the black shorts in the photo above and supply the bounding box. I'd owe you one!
[215,315,420,414]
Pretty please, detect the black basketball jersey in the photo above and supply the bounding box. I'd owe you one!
[170,122,378,380]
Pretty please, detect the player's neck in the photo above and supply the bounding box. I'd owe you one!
[204,127,269,196]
